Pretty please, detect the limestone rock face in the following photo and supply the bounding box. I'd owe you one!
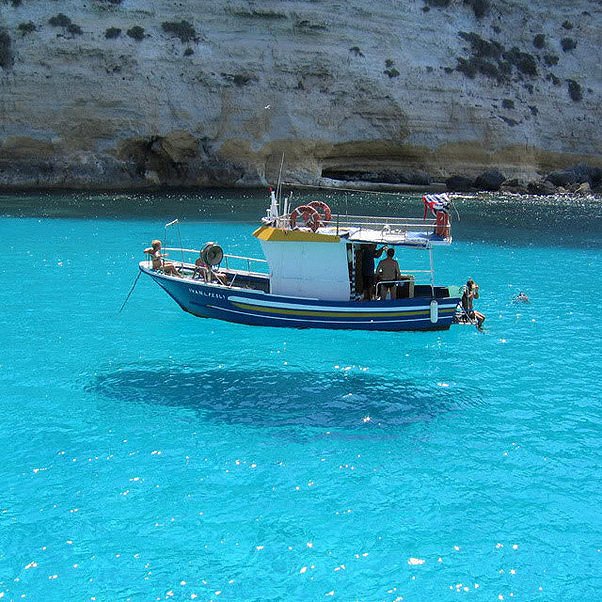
[0,0,600,189]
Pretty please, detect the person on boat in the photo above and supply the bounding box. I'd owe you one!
[144,240,181,277]
[194,252,227,285]
[461,279,485,327]
[361,244,385,300]
[376,247,402,300]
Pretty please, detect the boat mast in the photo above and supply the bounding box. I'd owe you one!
[276,152,285,214]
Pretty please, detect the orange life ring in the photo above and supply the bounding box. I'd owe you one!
[308,201,332,224]
[290,205,321,232]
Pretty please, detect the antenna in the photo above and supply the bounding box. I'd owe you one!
[276,152,285,210]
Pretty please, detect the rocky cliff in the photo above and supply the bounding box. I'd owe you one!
[0,0,600,189]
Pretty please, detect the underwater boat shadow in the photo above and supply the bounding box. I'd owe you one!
[88,368,483,429]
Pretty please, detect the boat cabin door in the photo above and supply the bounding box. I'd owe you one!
[347,243,364,300]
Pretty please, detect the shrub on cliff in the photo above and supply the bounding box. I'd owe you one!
[456,56,505,83]
[127,26,145,41]
[455,32,539,83]
[161,20,198,43]
[561,38,576,51]
[0,30,14,70]
[503,47,537,76]
[544,54,559,66]
[105,27,121,39]
[48,14,83,35]
[459,32,503,60]
[567,80,582,102]
[18,22,36,35]
[67,23,83,35]
[49,14,72,28]
[464,0,489,19]
[533,34,545,49]
[423,0,451,7]
[384,58,400,78]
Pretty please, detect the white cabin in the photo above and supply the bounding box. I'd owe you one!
[254,226,350,301]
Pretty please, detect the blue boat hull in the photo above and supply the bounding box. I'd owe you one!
[141,266,460,331]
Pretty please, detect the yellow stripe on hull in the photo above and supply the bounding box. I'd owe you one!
[232,302,456,319]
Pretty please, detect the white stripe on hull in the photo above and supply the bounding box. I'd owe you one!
[208,305,453,325]
[227,295,457,313]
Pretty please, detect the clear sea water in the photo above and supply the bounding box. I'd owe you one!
[1,190,601,601]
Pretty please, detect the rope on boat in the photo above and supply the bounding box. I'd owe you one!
[119,270,142,313]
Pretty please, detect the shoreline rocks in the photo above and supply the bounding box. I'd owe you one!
[442,164,602,195]
[474,170,506,192]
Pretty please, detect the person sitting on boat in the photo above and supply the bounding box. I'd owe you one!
[461,279,485,327]
[194,252,227,285]
[376,247,402,300]
[361,244,385,300]
[144,240,181,277]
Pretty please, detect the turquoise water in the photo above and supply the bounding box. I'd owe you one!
[1,191,601,601]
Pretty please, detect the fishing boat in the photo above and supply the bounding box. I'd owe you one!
[139,191,463,331]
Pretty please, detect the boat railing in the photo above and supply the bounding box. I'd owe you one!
[221,253,268,274]
[374,269,433,293]
[161,247,268,275]
[331,214,438,233]
[272,213,441,235]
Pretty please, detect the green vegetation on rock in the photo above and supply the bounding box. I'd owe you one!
[49,14,72,28]
[161,21,198,44]
[17,22,36,35]
[533,34,545,49]
[127,26,145,41]
[105,27,121,39]
[561,37,576,51]
[567,79,582,102]
[0,30,13,70]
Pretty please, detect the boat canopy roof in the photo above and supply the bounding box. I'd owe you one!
[324,214,451,246]
[259,190,453,246]
[258,214,451,247]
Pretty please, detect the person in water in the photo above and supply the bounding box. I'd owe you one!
[361,244,385,300]
[462,279,485,327]
[144,240,181,277]
[376,247,402,300]
[515,291,530,303]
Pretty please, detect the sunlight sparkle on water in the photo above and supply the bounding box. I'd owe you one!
[0,192,600,600]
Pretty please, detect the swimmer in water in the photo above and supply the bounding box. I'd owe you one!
[515,292,530,303]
